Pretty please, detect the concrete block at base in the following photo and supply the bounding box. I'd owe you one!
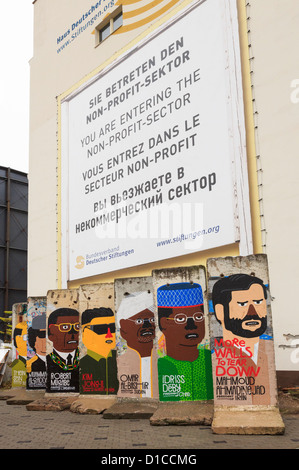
[0,389,17,400]
[150,402,214,426]
[103,401,158,419]
[70,397,117,414]
[4,389,45,405]
[212,406,285,435]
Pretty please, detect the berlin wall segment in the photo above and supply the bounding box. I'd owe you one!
[46,290,80,394]
[10,255,284,433]
[208,255,278,406]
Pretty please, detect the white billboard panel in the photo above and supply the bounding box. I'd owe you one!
[60,0,252,281]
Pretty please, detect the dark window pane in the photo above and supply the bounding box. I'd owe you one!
[113,12,123,31]
[100,22,110,41]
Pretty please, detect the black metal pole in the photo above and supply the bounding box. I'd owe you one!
[4,168,11,341]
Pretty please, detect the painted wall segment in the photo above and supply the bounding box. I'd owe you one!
[115,277,158,399]
[153,266,213,402]
[207,255,278,406]
[79,283,119,395]
[26,297,47,390]
[46,290,80,393]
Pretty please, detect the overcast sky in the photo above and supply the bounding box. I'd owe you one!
[0,1,33,174]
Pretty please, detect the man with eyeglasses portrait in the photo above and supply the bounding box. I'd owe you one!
[157,282,213,402]
[46,308,80,393]
[116,291,158,398]
[80,307,119,395]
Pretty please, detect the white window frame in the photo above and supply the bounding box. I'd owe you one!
[95,5,123,46]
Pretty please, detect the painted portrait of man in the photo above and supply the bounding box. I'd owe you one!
[212,274,268,342]
[80,307,119,395]
[27,313,47,389]
[46,308,80,393]
[116,291,158,398]
[157,282,213,401]
[212,273,275,404]
[11,321,28,388]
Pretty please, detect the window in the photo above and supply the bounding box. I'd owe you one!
[100,22,110,42]
[113,11,123,32]
[96,7,123,45]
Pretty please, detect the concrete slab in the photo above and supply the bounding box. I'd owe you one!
[26,396,77,411]
[70,396,117,414]
[212,406,285,435]
[279,390,299,415]
[103,400,158,419]
[0,389,16,400]
[150,401,214,426]
[4,389,45,405]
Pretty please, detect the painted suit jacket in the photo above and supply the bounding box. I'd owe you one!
[79,349,119,395]
[46,349,79,393]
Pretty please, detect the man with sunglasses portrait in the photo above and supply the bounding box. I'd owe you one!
[80,307,119,395]
[157,282,213,402]
[46,308,80,393]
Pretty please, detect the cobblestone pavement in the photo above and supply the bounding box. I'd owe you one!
[0,400,298,450]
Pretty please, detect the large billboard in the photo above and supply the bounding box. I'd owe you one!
[60,0,252,282]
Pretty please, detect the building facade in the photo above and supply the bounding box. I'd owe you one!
[28,0,299,391]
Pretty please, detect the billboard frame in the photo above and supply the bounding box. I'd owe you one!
[57,0,254,287]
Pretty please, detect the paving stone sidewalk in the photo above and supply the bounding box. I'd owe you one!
[0,388,298,449]
[0,399,298,450]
